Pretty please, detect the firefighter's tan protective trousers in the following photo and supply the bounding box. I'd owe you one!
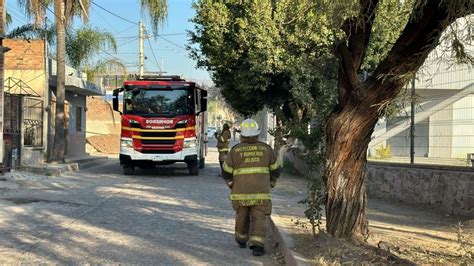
[232,201,272,248]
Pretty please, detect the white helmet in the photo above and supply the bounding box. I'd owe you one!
[240,118,260,137]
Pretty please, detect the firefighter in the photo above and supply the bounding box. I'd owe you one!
[217,123,232,170]
[221,118,281,256]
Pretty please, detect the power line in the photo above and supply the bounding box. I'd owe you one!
[91,1,138,26]
[156,35,186,50]
[151,33,188,37]
[144,27,162,72]
[90,3,117,32]
[117,33,187,39]
[115,25,137,36]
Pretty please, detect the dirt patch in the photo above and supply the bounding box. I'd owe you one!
[87,135,119,154]
[272,175,474,264]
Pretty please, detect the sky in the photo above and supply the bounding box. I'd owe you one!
[5,0,212,85]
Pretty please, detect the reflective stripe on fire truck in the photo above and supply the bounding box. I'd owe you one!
[132,135,185,140]
[122,126,195,132]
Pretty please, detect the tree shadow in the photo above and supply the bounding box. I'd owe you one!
[0,166,275,264]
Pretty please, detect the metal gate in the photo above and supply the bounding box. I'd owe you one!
[23,97,44,147]
[3,94,22,169]
[2,77,43,169]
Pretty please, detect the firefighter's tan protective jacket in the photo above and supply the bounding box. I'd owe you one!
[222,138,281,205]
[217,129,232,157]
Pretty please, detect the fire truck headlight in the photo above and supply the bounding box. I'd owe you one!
[183,138,197,148]
[121,138,133,148]
[128,119,139,125]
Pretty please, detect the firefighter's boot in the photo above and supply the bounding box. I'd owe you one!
[250,246,265,256]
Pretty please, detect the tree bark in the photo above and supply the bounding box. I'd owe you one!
[52,0,66,162]
[324,96,378,241]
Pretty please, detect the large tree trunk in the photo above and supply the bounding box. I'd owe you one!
[324,96,379,241]
[52,0,66,162]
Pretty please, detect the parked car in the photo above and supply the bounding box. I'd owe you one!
[207,127,217,139]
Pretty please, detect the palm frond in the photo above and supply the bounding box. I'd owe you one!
[6,23,42,39]
[85,59,127,82]
[66,26,118,69]
[66,0,90,23]
[16,0,52,26]
[140,0,168,35]
[6,12,12,27]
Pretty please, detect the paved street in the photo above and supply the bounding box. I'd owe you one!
[0,145,278,264]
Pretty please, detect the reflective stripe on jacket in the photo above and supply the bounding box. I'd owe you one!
[222,140,281,204]
[216,129,231,152]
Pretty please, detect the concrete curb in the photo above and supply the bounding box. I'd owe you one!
[22,163,79,176]
[269,216,311,266]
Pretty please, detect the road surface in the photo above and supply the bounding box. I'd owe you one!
[0,145,279,264]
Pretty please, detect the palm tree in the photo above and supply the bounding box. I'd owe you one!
[16,0,89,162]
[65,25,127,81]
[1,0,7,166]
[51,0,91,162]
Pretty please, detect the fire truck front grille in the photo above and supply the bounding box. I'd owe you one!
[140,131,176,138]
[140,150,176,154]
[141,139,176,145]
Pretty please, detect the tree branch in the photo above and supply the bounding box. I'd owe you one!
[335,41,360,105]
[345,0,380,69]
[368,0,469,102]
[335,0,379,104]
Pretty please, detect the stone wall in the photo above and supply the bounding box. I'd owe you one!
[366,162,474,217]
[284,152,474,217]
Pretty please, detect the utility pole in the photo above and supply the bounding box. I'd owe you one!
[138,21,144,78]
[161,56,164,74]
[410,77,416,164]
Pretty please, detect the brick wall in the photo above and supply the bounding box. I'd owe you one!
[4,39,45,70]
[86,97,121,153]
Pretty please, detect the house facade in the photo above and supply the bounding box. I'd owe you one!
[3,39,105,168]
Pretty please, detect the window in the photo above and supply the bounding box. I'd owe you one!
[124,87,194,117]
[76,106,82,132]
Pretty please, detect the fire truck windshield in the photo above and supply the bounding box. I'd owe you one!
[124,87,194,117]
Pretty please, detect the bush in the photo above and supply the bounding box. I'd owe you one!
[374,144,391,159]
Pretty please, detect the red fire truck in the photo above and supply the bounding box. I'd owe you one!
[112,75,208,175]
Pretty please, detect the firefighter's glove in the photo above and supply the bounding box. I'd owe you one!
[270,179,277,188]
[226,180,233,189]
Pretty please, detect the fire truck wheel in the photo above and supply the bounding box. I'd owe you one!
[199,157,205,169]
[123,165,135,175]
[187,161,199,175]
